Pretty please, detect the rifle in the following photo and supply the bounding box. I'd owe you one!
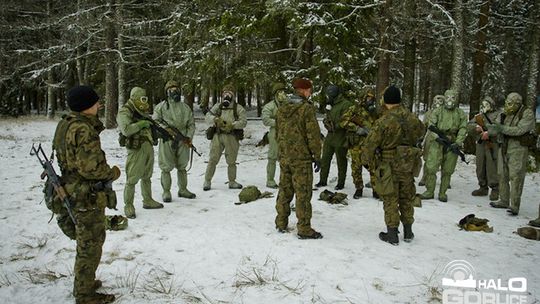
[30,144,77,225]
[474,113,495,148]
[256,132,269,147]
[428,125,469,164]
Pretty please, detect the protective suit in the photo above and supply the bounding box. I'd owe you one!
[420,89,467,202]
[117,87,163,218]
[419,95,444,186]
[153,80,196,201]
[488,92,535,215]
[203,87,247,190]
[262,82,286,188]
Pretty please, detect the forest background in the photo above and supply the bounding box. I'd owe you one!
[0,0,538,129]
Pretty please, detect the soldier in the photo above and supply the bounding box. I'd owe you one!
[339,87,379,199]
[467,96,500,200]
[54,85,120,304]
[530,205,540,227]
[262,82,287,188]
[117,87,163,219]
[275,78,323,239]
[362,85,425,245]
[154,80,196,201]
[203,85,247,190]
[488,92,535,215]
[418,95,444,186]
[419,89,467,202]
[315,84,355,190]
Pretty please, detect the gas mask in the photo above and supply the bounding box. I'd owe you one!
[503,92,522,115]
[479,98,493,114]
[325,85,340,105]
[222,92,233,108]
[444,90,458,110]
[134,96,150,113]
[275,90,288,105]
[432,95,445,109]
[167,89,181,102]
[364,94,377,113]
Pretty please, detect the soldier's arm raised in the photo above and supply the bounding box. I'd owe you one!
[232,105,248,129]
[500,108,535,136]
[116,107,141,137]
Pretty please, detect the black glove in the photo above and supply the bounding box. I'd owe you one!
[313,160,321,173]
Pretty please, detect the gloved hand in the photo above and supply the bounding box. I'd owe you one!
[486,123,502,135]
[136,120,151,129]
[356,126,369,136]
[222,122,234,133]
[111,165,121,181]
[313,160,321,173]
[214,117,227,129]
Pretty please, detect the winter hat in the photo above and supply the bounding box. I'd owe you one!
[383,85,401,104]
[67,85,100,112]
[292,78,312,90]
[164,80,178,92]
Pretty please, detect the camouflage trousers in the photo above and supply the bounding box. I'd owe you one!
[275,160,313,234]
[59,207,106,300]
[380,170,415,228]
[349,147,374,189]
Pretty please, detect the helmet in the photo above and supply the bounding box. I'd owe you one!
[129,87,150,113]
[432,95,445,109]
[444,89,458,109]
[479,96,495,114]
[504,92,522,115]
[238,185,261,203]
[164,80,179,92]
[271,82,286,95]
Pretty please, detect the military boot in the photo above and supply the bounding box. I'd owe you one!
[419,191,434,200]
[315,181,327,188]
[334,184,344,190]
[490,200,509,209]
[76,293,115,304]
[297,228,323,239]
[418,174,426,187]
[141,179,164,209]
[203,180,211,191]
[379,226,399,245]
[161,171,172,203]
[353,188,363,199]
[529,216,540,228]
[228,164,243,189]
[266,160,278,188]
[438,193,448,203]
[438,175,451,202]
[489,188,499,201]
[177,170,196,199]
[123,184,136,219]
[420,173,436,199]
[403,224,414,242]
[471,186,488,196]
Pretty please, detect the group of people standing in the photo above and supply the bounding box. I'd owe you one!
[49,79,539,303]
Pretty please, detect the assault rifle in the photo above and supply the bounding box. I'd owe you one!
[428,125,469,164]
[30,144,77,224]
[474,113,495,148]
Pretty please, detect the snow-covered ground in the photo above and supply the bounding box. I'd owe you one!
[0,113,539,304]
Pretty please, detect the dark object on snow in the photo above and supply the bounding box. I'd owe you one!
[516,227,540,240]
[319,189,348,205]
[458,214,493,232]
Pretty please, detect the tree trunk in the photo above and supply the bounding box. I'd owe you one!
[403,0,416,111]
[104,1,118,128]
[117,1,126,107]
[450,0,465,99]
[469,0,491,118]
[237,86,246,107]
[76,0,86,85]
[526,2,539,110]
[376,0,392,99]
[47,68,56,119]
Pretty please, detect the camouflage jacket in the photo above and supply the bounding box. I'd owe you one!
[340,102,378,147]
[53,112,116,185]
[362,105,425,169]
[276,93,321,162]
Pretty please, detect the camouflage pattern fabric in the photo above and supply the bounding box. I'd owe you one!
[362,105,425,228]
[422,105,468,198]
[275,93,321,234]
[340,100,378,189]
[52,112,117,301]
[458,214,493,232]
[319,94,355,186]
[153,95,196,196]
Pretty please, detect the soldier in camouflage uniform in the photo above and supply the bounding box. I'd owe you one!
[315,85,355,190]
[117,87,163,219]
[275,78,323,239]
[488,92,535,215]
[154,80,197,201]
[467,96,500,200]
[419,89,467,202]
[418,95,444,186]
[53,86,120,304]
[339,87,379,199]
[262,82,287,188]
[362,85,425,245]
[203,85,247,190]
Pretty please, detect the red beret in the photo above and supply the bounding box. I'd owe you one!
[292,78,312,89]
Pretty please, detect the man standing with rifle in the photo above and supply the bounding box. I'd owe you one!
[117,87,164,219]
[419,89,468,202]
[53,85,121,304]
[467,96,500,200]
[154,80,196,201]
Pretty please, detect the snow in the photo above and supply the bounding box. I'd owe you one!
[0,113,539,304]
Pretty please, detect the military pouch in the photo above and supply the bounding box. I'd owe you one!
[517,131,538,148]
[105,188,117,209]
[125,135,143,150]
[206,126,216,140]
[393,146,422,176]
[118,133,127,147]
[233,129,244,141]
[43,177,64,214]
[373,162,395,197]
